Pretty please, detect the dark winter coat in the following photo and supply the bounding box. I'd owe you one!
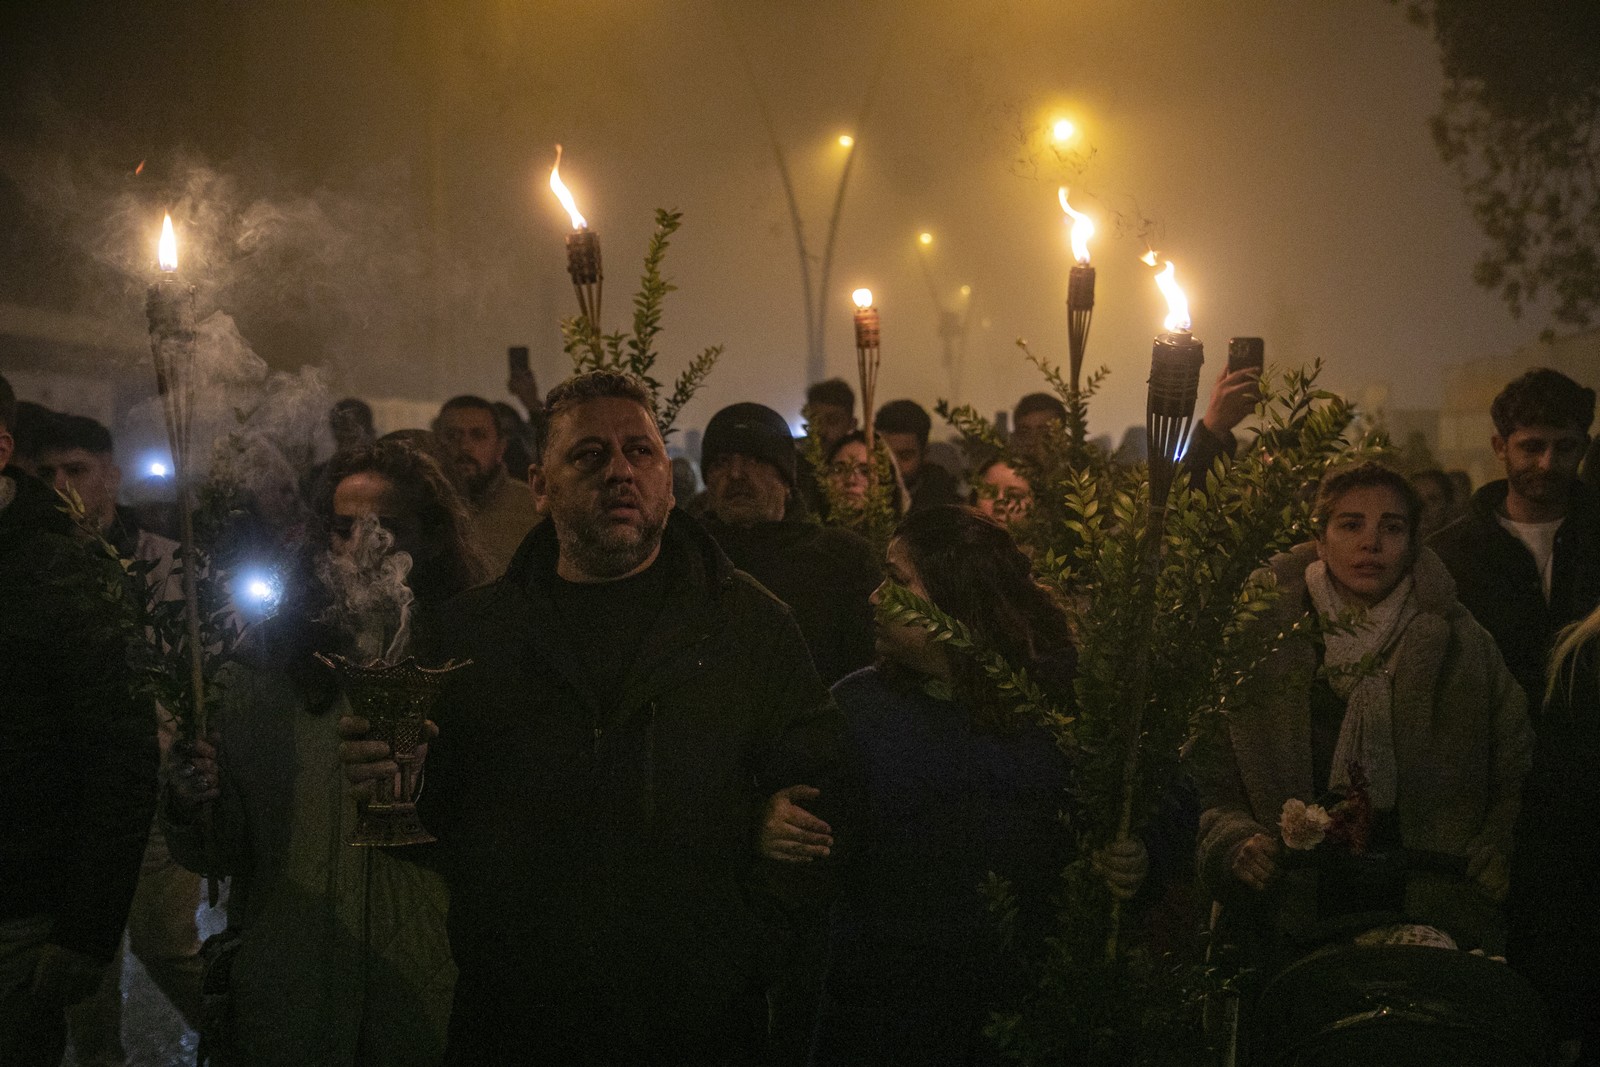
[413,510,845,1057]
[0,467,157,961]
[905,460,963,514]
[810,667,1072,1067]
[700,514,878,686]
[1429,479,1600,717]
[1510,648,1600,1044]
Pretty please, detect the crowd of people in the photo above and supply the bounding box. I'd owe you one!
[1,358,1597,1066]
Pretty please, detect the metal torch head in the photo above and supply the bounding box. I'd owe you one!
[564,229,602,286]
[1147,333,1205,427]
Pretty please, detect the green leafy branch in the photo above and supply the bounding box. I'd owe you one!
[560,208,723,435]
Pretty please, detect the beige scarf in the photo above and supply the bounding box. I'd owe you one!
[1305,560,1417,811]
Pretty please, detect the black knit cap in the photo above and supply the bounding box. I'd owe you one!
[701,402,797,486]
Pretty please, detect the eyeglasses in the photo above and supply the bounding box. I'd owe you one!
[828,462,872,479]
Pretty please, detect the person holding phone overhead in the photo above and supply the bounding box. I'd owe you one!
[1184,337,1263,489]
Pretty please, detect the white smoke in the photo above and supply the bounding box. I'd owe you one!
[316,513,415,666]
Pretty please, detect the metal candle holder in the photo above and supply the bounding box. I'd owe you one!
[565,229,603,325]
[316,654,470,847]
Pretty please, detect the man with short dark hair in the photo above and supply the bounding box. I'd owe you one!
[33,414,202,1060]
[329,398,376,452]
[1432,368,1600,706]
[873,399,961,513]
[1010,392,1068,462]
[699,401,877,686]
[1430,367,1600,1061]
[348,371,843,1065]
[435,394,539,575]
[795,379,859,519]
[0,377,157,1066]
[803,379,857,453]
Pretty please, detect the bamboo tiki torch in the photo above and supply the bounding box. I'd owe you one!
[145,213,220,906]
[550,145,602,326]
[1060,188,1096,445]
[852,288,882,495]
[1107,258,1203,960]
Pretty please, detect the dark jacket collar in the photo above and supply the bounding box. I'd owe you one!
[0,466,74,538]
[495,509,737,719]
[1468,477,1600,530]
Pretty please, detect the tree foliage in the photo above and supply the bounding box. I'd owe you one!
[1399,0,1600,327]
[888,361,1367,1064]
[560,208,723,434]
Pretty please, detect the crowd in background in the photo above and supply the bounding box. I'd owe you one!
[2,357,1598,1066]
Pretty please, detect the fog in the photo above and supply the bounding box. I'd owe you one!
[0,0,1553,440]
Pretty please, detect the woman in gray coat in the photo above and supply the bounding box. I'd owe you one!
[1194,461,1532,959]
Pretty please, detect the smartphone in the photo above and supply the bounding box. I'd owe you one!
[508,345,531,376]
[1227,337,1264,374]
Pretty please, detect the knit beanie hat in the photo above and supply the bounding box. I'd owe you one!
[700,403,797,486]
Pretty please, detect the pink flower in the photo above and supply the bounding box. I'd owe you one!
[1279,798,1333,851]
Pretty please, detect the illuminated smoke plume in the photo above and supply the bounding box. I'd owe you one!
[316,513,414,666]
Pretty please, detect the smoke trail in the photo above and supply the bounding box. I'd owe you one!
[316,513,414,666]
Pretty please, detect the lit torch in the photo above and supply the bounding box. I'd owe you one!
[1104,255,1206,963]
[143,214,207,738]
[852,288,882,478]
[1060,188,1095,403]
[1146,259,1203,515]
[550,144,602,325]
[144,212,220,905]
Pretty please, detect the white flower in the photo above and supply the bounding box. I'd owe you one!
[1279,798,1332,851]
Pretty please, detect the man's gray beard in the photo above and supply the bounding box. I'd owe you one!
[560,517,667,579]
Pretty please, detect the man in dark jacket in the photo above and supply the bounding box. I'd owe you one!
[345,371,844,1065]
[1429,367,1600,1062]
[0,375,157,1066]
[873,399,962,513]
[1429,368,1600,714]
[699,401,878,687]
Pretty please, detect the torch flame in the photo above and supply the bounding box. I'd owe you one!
[158,213,178,272]
[1140,249,1159,267]
[852,288,874,309]
[1154,261,1191,333]
[1057,187,1094,265]
[548,144,587,230]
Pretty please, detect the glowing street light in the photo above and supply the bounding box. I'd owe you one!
[918,231,933,246]
[838,134,855,148]
[1052,118,1076,143]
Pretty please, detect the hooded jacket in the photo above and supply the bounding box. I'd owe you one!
[413,510,844,1052]
[1193,543,1532,953]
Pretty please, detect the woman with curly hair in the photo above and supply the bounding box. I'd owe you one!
[161,439,487,1066]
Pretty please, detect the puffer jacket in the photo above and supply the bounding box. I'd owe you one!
[414,510,845,1057]
[162,616,455,1067]
[1192,543,1533,954]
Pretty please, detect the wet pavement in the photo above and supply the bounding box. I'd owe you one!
[62,884,228,1067]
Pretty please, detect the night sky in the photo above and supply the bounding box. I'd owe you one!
[0,1,1557,440]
